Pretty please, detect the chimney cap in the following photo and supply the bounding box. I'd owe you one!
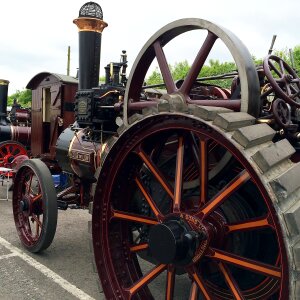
[79,2,103,20]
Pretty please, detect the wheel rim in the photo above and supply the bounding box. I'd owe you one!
[93,114,288,299]
[12,159,57,252]
[123,18,260,125]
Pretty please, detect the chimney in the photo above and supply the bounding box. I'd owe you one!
[0,79,9,125]
[73,2,108,90]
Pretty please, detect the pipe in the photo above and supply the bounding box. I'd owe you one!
[0,79,9,125]
[73,2,108,89]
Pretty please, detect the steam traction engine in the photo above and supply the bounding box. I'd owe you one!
[10,2,300,299]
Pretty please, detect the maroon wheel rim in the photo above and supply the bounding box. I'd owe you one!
[93,114,288,299]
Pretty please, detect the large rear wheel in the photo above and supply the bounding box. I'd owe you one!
[92,110,300,299]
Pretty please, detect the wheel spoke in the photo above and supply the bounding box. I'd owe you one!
[111,209,158,225]
[125,264,167,298]
[208,248,281,278]
[25,173,34,194]
[218,262,245,299]
[198,169,250,218]
[279,60,285,74]
[31,214,43,230]
[153,41,176,93]
[189,282,199,300]
[179,31,218,95]
[166,265,175,300]
[173,136,184,212]
[135,177,164,220]
[199,139,208,205]
[187,266,213,299]
[32,215,42,237]
[31,193,42,204]
[226,215,272,233]
[130,243,149,253]
[137,149,174,200]
[269,61,283,78]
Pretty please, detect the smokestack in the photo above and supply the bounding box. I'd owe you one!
[73,2,108,90]
[0,79,9,125]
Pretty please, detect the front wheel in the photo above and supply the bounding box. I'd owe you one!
[12,159,58,253]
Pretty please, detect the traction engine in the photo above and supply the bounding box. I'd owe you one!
[9,2,300,299]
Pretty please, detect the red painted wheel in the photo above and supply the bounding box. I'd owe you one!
[12,159,57,253]
[92,112,296,299]
[0,140,27,175]
[263,55,300,108]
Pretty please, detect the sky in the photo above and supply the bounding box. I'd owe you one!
[1,0,299,95]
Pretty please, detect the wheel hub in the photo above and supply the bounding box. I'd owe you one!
[20,198,29,211]
[148,217,207,265]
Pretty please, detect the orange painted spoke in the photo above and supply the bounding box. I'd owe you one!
[226,216,271,233]
[130,243,149,253]
[31,193,42,203]
[126,264,167,297]
[179,31,218,94]
[189,269,212,299]
[218,262,245,300]
[173,136,184,212]
[199,139,208,205]
[199,170,250,218]
[166,265,175,300]
[189,282,199,300]
[137,150,174,199]
[153,41,176,93]
[208,248,281,278]
[112,210,158,226]
[135,177,163,220]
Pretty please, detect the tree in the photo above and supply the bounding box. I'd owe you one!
[145,44,300,88]
[8,89,31,107]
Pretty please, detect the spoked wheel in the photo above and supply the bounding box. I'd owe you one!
[123,18,261,125]
[92,110,300,299]
[12,159,58,253]
[263,55,300,108]
[0,140,27,174]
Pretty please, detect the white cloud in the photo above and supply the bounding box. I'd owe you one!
[1,0,299,95]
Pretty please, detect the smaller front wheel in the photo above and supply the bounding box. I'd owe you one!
[12,159,58,253]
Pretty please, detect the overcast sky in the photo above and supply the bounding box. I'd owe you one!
[1,0,299,95]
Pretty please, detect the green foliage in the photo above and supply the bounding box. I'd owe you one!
[8,89,31,107]
[145,44,300,88]
[170,60,190,81]
[273,45,300,72]
[199,59,236,88]
[146,67,163,85]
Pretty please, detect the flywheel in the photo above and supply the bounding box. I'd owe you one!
[92,107,300,299]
